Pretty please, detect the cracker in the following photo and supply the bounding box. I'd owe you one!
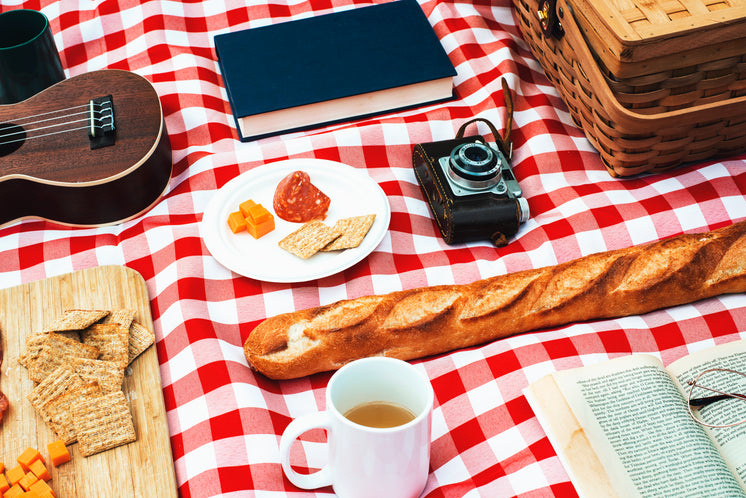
[42,309,109,333]
[46,382,103,445]
[73,390,136,457]
[128,320,155,364]
[80,323,129,369]
[73,358,124,392]
[18,334,47,369]
[279,221,341,259]
[102,309,136,329]
[321,214,376,251]
[26,333,99,384]
[27,364,84,424]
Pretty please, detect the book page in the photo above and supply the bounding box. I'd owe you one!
[553,354,746,497]
[525,375,619,498]
[667,339,746,487]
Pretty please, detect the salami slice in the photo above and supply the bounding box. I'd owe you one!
[0,336,6,424]
[0,391,7,424]
[273,170,331,223]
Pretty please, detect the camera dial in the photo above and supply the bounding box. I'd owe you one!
[447,142,503,191]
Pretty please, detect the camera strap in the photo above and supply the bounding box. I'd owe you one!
[455,78,513,160]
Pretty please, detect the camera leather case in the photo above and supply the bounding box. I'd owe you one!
[413,134,522,247]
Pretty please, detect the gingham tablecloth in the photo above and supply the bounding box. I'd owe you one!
[1,0,745,496]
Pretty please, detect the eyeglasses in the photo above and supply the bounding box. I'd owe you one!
[687,368,746,428]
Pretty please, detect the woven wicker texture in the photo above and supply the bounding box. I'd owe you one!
[569,0,746,113]
[606,54,746,112]
[513,0,746,176]
[608,0,746,36]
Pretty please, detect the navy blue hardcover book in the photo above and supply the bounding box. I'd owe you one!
[214,0,457,141]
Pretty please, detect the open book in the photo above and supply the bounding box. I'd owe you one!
[525,339,746,497]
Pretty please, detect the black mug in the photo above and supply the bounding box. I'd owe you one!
[0,9,65,104]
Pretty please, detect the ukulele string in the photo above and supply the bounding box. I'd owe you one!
[5,102,111,125]
[0,114,107,138]
[0,119,113,144]
[0,125,112,146]
[0,102,114,145]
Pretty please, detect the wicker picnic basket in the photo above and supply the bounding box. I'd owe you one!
[512,0,746,176]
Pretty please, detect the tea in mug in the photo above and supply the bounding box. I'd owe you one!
[344,401,416,428]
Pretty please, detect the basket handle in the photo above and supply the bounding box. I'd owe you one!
[556,0,746,130]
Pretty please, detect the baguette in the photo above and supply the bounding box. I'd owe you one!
[244,221,746,379]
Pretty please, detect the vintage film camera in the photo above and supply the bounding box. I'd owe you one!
[412,96,529,246]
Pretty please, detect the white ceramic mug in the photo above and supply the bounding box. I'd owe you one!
[280,357,434,498]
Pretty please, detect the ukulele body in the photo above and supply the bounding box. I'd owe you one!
[0,69,172,227]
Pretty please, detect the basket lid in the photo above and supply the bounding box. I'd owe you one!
[572,0,746,64]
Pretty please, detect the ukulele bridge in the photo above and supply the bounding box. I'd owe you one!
[88,95,116,149]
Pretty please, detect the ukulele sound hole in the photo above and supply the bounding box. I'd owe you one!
[0,123,26,157]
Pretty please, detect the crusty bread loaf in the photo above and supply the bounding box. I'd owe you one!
[244,221,746,379]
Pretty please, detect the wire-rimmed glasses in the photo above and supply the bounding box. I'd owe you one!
[687,368,746,428]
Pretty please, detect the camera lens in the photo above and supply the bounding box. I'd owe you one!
[448,142,502,190]
[461,144,491,165]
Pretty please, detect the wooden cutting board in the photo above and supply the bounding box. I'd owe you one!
[0,265,177,497]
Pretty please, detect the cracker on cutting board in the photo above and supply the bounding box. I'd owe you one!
[73,358,124,393]
[101,308,136,329]
[73,390,137,457]
[279,221,341,259]
[46,382,104,445]
[128,320,155,365]
[321,214,376,251]
[18,307,157,456]
[80,323,129,369]
[42,309,110,333]
[27,364,84,424]
[27,333,99,384]
[18,334,47,369]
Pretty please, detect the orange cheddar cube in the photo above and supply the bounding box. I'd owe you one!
[7,465,26,486]
[47,440,71,467]
[3,483,25,497]
[246,214,275,239]
[17,448,43,472]
[28,460,50,482]
[238,199,257,218]
[246,203,271,224]
[29,479,54,497]
[226,211,248,234]
[231,199,276,239]
[18,471,38,491]
[0,473,10,493]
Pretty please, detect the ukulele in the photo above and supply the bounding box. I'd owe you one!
[0,69,172,227]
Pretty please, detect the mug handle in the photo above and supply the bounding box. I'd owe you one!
[279,411,333,489]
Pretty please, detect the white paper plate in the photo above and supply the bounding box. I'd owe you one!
[201,158,391,282]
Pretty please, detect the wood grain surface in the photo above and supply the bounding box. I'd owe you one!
[0,265,177,497]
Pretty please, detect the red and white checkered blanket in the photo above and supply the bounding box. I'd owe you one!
[1,0,744,496]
